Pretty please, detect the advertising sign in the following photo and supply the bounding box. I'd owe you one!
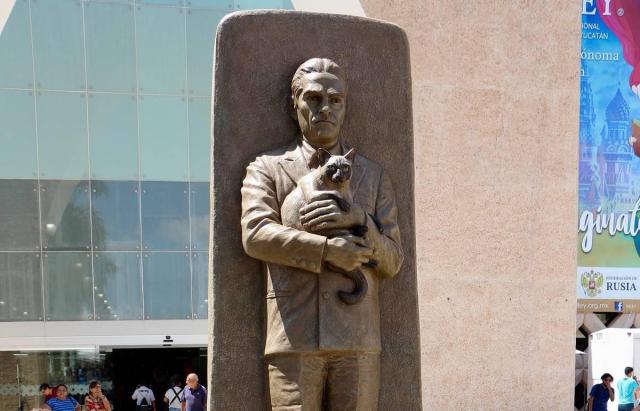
[578,0,640,312]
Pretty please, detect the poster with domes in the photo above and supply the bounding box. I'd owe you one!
[578,0,640,312]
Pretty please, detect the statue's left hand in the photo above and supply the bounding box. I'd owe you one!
[299,196,366,232]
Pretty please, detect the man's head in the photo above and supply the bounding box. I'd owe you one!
[601,373,613,383]
[55,384,69,400]
[291,58,347,150]
[625,366,634,376]
[185,373,199,389]
[39,383,52,396]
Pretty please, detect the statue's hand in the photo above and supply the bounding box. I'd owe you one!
[324,235,373,272]
[300,196,366,232]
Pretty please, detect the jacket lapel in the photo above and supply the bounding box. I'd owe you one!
[343,143,366,196]
[350,157,365,196]
[278,144,310,186]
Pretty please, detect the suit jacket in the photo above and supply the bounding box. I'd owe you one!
[241,141,403,355]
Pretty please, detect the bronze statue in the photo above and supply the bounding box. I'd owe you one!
[241,57,403,410]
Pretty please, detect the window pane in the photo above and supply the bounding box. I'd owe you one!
[141,0,182,5]
[235,0,287,9]
[92,181,141,251]
[85,2,136,92]
[41,181,91,251]
[94,252,142,320]
[89,94,139,180]
[188,0,233,8]
[0,180,39,251]
[37,92,89,179]
[136,5,186,94]
[190,182,209,251]
[0,90,37,178]
[0,253,42,321]
[44,252,93,321]
[191,252,207,319]
[31,0,85,90]
[139,96,188,181]
[188,98,210,181]
[187,9,224,96]
[143,252,191,319]
[142,182,189,251]
[0,0,33,88]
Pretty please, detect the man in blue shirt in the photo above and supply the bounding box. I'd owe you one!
[617,367,640,411]
[180,374,206,411]
[589,373,615,411]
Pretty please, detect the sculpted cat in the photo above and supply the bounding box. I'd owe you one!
[280,148,375,305]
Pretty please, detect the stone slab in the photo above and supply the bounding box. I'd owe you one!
[208,10,420,410]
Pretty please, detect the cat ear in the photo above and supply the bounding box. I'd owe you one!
[316,148,332,165]
[344,148,356,162]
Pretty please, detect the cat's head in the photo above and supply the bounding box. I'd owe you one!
[315,148,355,185]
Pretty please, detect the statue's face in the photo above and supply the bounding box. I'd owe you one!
[294,72,346,149]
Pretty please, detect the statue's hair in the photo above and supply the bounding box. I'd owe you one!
[290,58,346,106]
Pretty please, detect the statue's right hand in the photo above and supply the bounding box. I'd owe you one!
[324,235,373,272]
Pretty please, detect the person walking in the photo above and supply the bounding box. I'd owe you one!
[617,367,640,411]
[179,374,206,411]
[163,378,183,411]
[131,383,156,411]
[85,381,111,411]
[588,373,615,411]
[43,384,80,411]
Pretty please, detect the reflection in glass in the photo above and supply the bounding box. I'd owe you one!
[40,181,91,251]
[0,90,37,178]
[236,0,288,9]
[142,182,189,251]
[139,96,189,181]
[31,0,85,90]
[143,253,191,319]
[89,94,139,180]
[188,98,211,182]
[187,9,225,96]
[44,252,93,321]
[191,252,207,319]
[0,0,33,88]
[190,183,209,251]
[94,252,142,320]
[0,253,42,321]
[136,6,186,94]
[37,92,89,179]
[85,1,136,92]
[92,181,141,251]
[188,0,233,8]
[0,180,39,251]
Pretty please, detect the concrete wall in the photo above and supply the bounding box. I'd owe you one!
[359,1,580,409]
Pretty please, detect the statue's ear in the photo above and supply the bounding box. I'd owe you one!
[344,148,356,163]
[316,148,332,165]
[289,94,298,121]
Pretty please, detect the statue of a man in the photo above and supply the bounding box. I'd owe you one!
[240,57,403,410]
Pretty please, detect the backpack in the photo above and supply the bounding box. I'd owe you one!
[136,395,151,411]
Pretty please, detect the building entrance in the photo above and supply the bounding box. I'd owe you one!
[0,347,206,411]
[109,347,207,411]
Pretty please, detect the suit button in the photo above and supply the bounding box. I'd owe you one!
[322,292,330,300]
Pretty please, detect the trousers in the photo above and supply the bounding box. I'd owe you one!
[267,351,380,411]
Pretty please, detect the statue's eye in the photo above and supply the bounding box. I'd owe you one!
[342,166,351,172]
[327,165,337,172]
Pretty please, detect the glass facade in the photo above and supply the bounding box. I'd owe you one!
[0,0,292,322]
